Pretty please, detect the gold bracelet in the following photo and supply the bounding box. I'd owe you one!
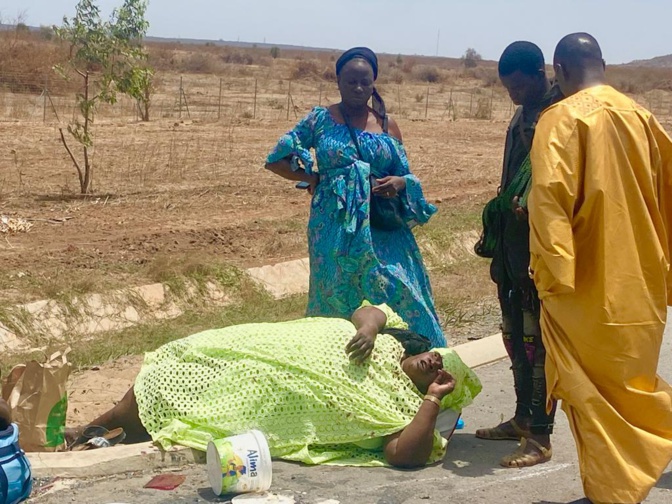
[423,394,441,407]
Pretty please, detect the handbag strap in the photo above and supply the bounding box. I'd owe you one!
[338,103,365,160]
[338,103,391,157]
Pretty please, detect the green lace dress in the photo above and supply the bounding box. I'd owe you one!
[134,303,481,466]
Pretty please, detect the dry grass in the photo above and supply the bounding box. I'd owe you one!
[0,291,309,377]
[607,65,672,94]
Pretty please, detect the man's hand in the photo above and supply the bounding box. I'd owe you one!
[372,176,406,199]
[427,370,456,400]
[346,326,377,364]
[512,196,528,221]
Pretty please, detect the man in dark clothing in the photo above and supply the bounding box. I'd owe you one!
[475,41,563,468]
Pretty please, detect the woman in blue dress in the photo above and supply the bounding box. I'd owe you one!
[265,47,445,347]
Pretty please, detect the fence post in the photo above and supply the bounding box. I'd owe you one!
[253,78,258,119]
[43,75,48,124]
[318,83,322,106]
[449,88,453,119]
[218,78,223,120]
[397,85,402,117]
[425,85,430,119]
[469,90,474,118]
[490,88,494,120]
[286,80,292,121]
[179,76,183,118]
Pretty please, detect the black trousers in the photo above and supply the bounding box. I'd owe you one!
[498,283,556,435]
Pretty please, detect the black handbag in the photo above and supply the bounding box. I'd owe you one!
[339,104,406,231]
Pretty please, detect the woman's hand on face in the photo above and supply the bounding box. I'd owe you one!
[427,370,456,400]
[372,176,406,199]
[346,327,377,364]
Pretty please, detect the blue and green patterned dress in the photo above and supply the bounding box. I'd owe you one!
[267,107,445,347]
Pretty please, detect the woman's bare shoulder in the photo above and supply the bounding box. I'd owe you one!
[387,116,403,142]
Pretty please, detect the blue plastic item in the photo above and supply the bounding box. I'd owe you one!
[456,417,465,430]
[0,424,32,504]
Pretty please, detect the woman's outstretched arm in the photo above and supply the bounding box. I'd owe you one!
[383,370,455,468]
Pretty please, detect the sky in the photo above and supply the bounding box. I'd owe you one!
[2,0,671,64]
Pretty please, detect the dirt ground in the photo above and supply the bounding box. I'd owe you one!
[67,355,142,427]
[0,113,505,305]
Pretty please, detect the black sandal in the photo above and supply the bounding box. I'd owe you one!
[71,427,126,451]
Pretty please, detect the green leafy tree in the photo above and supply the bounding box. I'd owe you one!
[117,65,154,122]
[462,47,482,68]
[54,0,151,194]
[270,46,280,59]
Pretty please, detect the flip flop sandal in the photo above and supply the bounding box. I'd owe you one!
[68,425,110,450]
[72,427,126,451]
[475,418,531,441]
[499,437,552,468]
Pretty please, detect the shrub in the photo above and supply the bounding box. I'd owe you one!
[270,46,280,59]
[474,97,492,119]
[39,25,54,40]
[322,66,336,81]
[390,68,404,84]
[267,98,285,110]
[479,68,500,87]
[401,58,416,74]
[290,59,320,80]
[221,51,254,65]
[415,93,425,103]
[462,48,482,68]
[257,56,273,67]
[183,52,217,73]
[414,65,441,83]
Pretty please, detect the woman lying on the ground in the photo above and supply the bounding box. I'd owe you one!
[66,303,481,468]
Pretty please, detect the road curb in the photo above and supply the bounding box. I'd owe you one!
[27,442,204,478]
[1,258,310,354]
[247,258,310,299]
[453,332,506,369]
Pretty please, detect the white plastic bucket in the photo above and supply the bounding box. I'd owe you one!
[207,430,272,496]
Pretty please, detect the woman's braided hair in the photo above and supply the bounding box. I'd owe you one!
[383,328,432,356]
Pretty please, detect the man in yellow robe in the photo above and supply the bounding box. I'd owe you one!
[528,32,672,504]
